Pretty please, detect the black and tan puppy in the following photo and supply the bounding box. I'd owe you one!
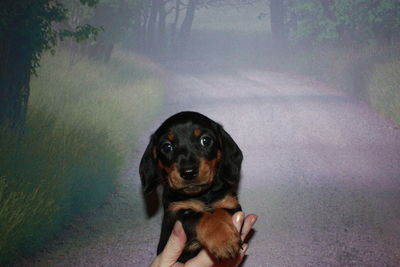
[139,111,243,263]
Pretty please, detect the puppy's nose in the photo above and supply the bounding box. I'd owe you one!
[180,167,198,180]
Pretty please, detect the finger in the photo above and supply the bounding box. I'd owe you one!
[234,243,249,266]
[184,249,214,267]
[158,221,187,266]
[241,214,257,241]
[232,211,245,232]
[185,243,249,267]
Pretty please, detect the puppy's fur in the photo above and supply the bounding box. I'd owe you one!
[140,111,243,262]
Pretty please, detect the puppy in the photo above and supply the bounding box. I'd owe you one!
[139,111,243,263]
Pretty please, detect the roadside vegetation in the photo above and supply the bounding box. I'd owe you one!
[1,0,399,264]
[0,49,164,265]
[189,1,400,126]
[264,0,400,126]
[266,43,400,125]
[368,59,400,124]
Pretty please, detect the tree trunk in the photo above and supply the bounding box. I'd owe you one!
[0,31,31,128]
[179,0,197,47]
[171,0,181,46]
[270,0,286,45]
[147,0,160,52]
[158,0,167,52]
[132,9,145,50]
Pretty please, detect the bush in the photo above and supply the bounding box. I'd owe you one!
[265,43,400,126]
[0,49,163,265]
[368,61,400,124]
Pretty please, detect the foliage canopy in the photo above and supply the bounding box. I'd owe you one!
[287,0,400,45]
[0,0,100,74]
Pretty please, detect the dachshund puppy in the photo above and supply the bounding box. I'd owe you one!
[139,111,243,263]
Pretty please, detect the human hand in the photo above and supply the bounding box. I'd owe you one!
[149,211,257,267]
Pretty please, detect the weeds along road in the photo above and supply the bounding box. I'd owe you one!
[19,61,400,267]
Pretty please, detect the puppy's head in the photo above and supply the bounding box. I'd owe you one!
[139,111,242,196]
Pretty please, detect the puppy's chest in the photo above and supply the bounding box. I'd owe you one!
[167,194,239,214]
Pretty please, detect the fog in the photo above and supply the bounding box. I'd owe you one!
[3,1,400,266]
[133,1,281,78]
[126,2,400,266]
[174,2,269,66]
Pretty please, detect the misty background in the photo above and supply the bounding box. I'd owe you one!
[1,0,400,266]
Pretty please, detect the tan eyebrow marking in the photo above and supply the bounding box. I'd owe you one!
[167,132,175,141]
[194,128,202,137]
[152,146,157,158]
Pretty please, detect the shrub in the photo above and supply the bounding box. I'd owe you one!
[266,43,400,126]
[368,60,400,124]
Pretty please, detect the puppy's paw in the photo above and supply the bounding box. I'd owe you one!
[197,209,242,260]
[207,228,241,260]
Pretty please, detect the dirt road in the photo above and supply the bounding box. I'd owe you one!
[158,63,400,266]
[20,61,400,266]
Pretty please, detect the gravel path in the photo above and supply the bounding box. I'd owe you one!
[19,61,400,267]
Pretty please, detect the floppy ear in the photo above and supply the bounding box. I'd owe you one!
[215,123,243,185]
[139,135,160,194]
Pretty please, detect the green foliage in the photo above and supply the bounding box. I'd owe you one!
[60,24,104,43]
[0,49,164,265]
[0,0,101,74]
[0,0,64,72]
[60,0,145,61]
[368,59,400,124]
[266,41,400,126]
[80,0,100,7]
[289,0,338,43]
[288,0,400,45]
[0,176,58,263]
[0,108,119,265]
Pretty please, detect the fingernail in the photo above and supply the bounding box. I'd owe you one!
[241,243,249,254]
[251,215,258,225]
[235,212,244,225]
[172,221,183,236]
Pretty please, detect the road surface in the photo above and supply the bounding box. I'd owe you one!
[19,60,400,267]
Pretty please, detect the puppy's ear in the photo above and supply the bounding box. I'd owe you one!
[139,135,160,194]
[215,123,243,185]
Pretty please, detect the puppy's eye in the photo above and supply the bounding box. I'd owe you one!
[161,141,174,153]
[200,135,213,147]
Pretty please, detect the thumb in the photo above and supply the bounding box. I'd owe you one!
[158,221,187,266]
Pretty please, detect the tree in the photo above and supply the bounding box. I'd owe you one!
[0,0,98,128]
[131,0,206,54]
[286,0,400,46]
[270,0,287,45]
[170,0,182,46]
[82,0,145,61]
[179,0,198,47]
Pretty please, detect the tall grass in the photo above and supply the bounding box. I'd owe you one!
[0,49,163,265]
[368,60,400,124]
[265,43,400,125]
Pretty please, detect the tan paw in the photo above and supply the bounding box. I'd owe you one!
[197,209,242,260]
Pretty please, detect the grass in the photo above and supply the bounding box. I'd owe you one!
[368,60,400,124]
[262,43,400,125]
[192,0,400,125]
[0,48,164,265]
